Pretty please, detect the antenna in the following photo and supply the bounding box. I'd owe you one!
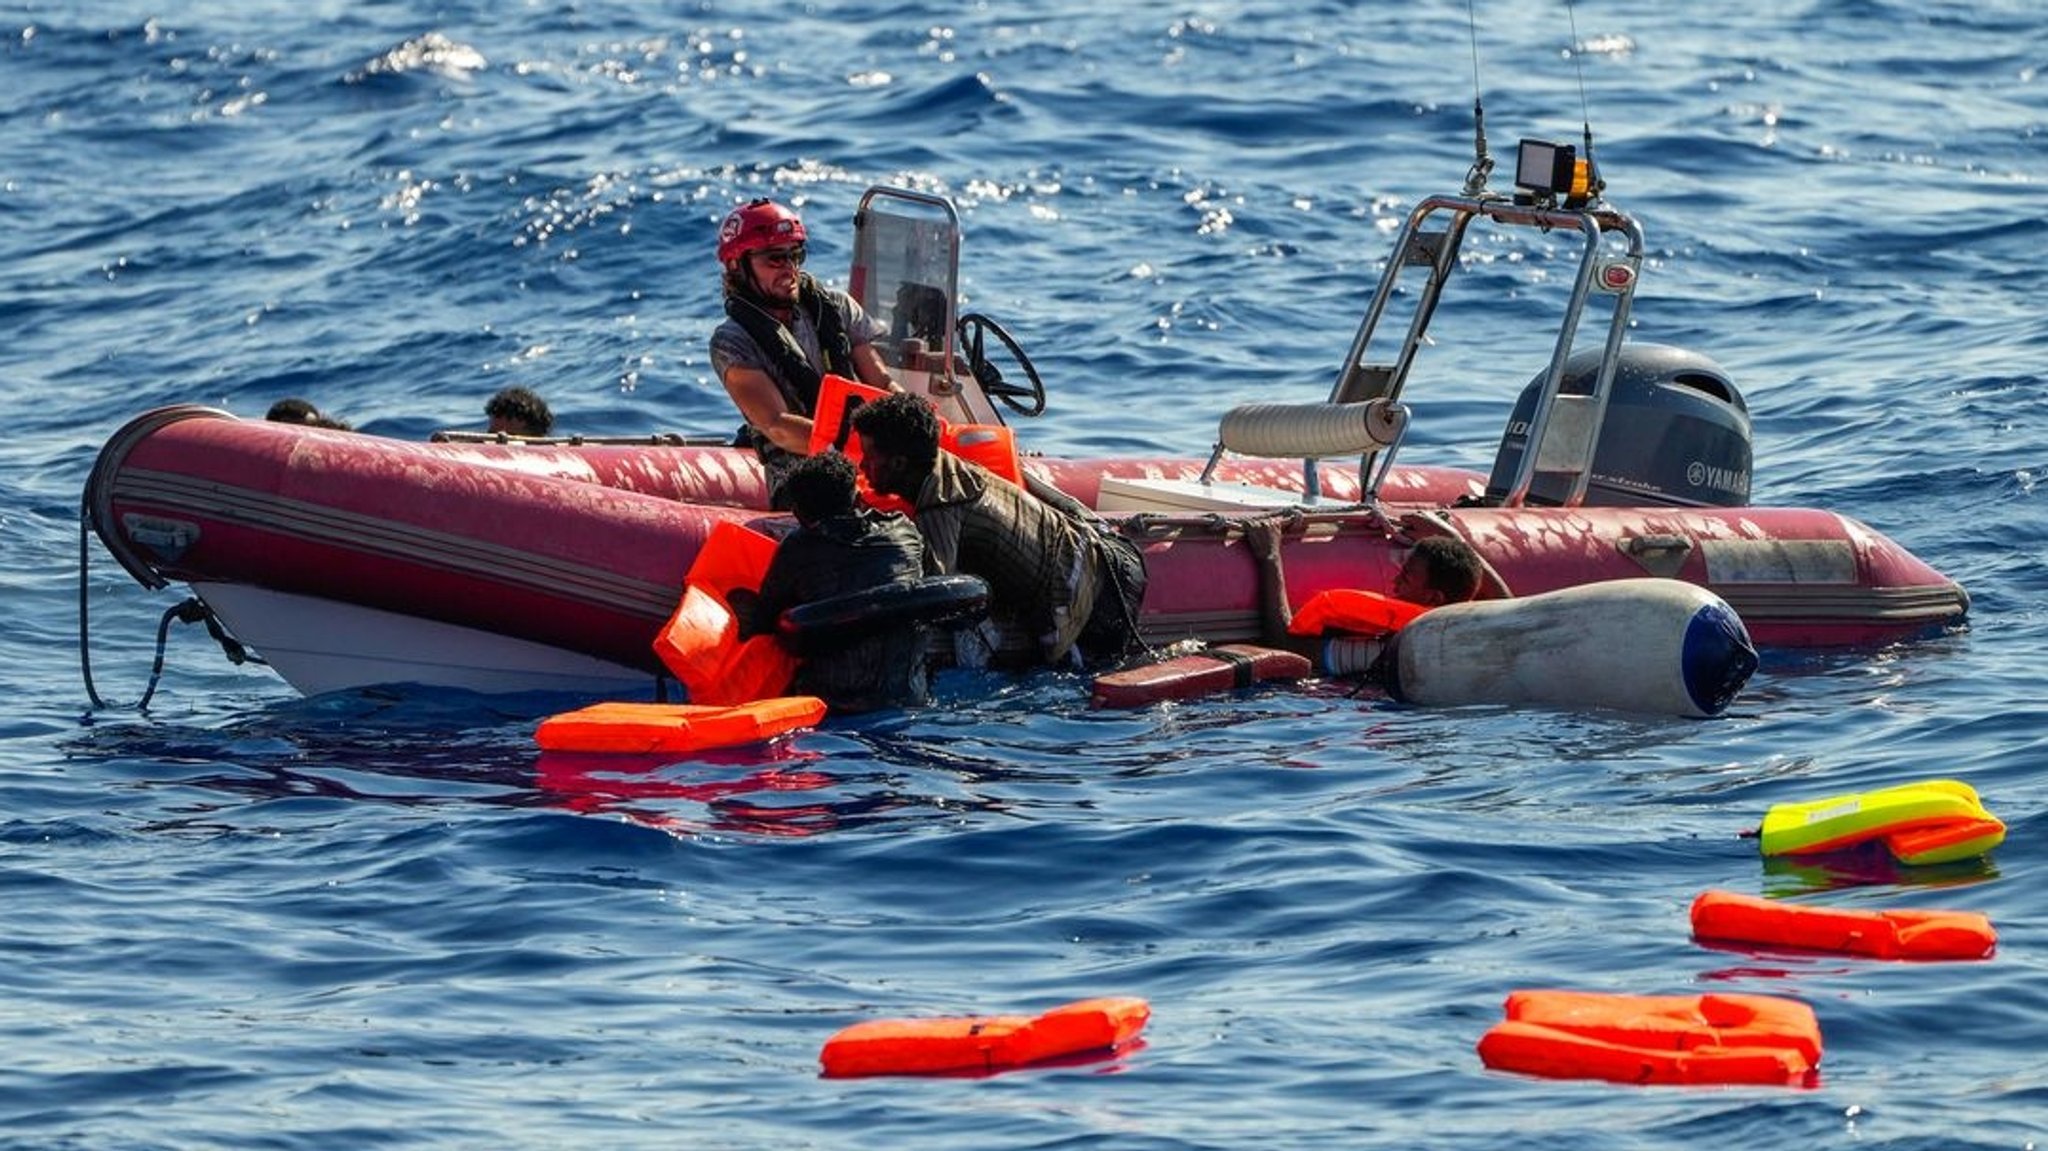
[1461,0,1494,196]
[1564,0,1606,204]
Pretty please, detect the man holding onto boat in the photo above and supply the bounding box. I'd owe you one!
[710,198,901,509]
[740,450,935,712]
[851,391,1147,670]
[1245,515,1492,676]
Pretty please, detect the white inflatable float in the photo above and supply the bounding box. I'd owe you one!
[1383,578,1757,717]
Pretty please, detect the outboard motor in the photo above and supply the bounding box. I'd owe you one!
[1484,343,1752,507]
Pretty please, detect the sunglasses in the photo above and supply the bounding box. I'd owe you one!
[753,245,807,268]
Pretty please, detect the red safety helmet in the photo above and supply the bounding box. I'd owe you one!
[718,198,806,266]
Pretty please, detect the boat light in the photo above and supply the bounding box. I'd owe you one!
[1513,138,1595,207]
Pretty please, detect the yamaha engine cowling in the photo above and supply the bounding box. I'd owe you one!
[1485,343,1752,507]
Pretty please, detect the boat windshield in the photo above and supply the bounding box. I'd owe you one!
[848,187,1003,427]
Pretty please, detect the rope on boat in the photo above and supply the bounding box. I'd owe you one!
[1117,506,1391,543]
[79,507,264,712]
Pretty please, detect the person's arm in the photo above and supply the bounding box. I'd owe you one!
[1242,517,1322,660]
[720,363,814,454]
[837,291,902,393]
[743,540,804,640]
[850,341,902,393]
[918,502,962,575]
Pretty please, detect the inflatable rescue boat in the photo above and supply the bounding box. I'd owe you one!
[81,169,1968,707]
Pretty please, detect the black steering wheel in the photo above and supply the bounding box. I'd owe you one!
[955,312,1047,417]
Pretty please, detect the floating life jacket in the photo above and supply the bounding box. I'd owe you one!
[1689,889,1996,961]
[1756,778,2005,865]
[1477,989,1822,1087]
[820,996,1149,1078]
[534,697,827,754]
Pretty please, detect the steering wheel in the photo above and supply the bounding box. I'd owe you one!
[955,312,1047,417]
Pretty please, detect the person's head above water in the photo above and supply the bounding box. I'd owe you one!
[485,386,552,437]
[1394,535,1484,606]
[850,392,943,501]
[780,450,860,527]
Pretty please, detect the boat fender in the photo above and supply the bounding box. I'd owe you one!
[820,996,1150,1078]
[1090,643,1313,708]
[776,574,991,657]
[534,697,829,754]
[1689,889,1996,961]
[1755,778,2005,865]
[1384,578,1757,717]
[1477,989,1822,1086]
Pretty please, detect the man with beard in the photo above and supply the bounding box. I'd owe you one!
[709,198,900,508]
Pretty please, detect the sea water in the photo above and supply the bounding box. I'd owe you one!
[2,1,2045,1147]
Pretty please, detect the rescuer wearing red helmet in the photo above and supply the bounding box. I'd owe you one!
[709,198,898,508]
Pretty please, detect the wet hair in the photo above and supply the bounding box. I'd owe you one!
[780,450,859,525]
[1409,535,1484,603]
[266,398,351,431]
[848,391,940,474]
[486,386,553,436]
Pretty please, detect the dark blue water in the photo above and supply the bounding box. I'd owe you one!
[6,2,2046,1147]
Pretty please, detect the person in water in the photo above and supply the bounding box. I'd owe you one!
[485,386,553,437]
[265,398,351,430]
[851,391,1147,670]
[709,198,900,509]
[742,450,934,712]
[1244,514,1492,674]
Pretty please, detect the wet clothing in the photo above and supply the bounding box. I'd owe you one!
[905,452,1146,668]
[709,276,886,506]
[747,509,934,712]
